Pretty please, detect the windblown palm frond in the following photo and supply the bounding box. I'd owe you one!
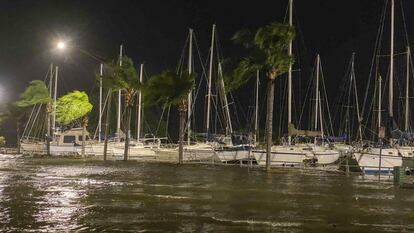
[101,56,140,100]
[16,80,51,107]
[225,22,295,90]
[144,70,195,108]
[56,91,93,125]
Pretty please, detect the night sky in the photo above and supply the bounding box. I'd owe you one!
[1,0,413,140]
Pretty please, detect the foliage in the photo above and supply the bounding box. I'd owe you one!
[1,103,26,126]
[225,22,295,91]
[56,91,93,125]
[16,80,51,107]
[100,56,139,106]
[0,136,5,146]
[144,70,195,108]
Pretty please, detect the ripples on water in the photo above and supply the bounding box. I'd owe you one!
[0,154,413,232]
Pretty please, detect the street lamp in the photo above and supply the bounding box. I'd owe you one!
[56,41,66,50]
[53,40,106,143]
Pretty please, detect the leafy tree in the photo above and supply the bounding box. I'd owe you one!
[16,80,52,154]
[16,80,51,107]
[2,103,27,153]
[145,70,195,164]
[56,91,93,156]
[101,56,139,161]
[229,22,295,170]
[0,136,5,147]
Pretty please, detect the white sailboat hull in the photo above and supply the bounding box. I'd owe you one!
[154,143,216,161]
[215,146,253,162]
[354,148,403,174]
[252,145,340,167]
[21,142,80,156]
[88,142,156,159]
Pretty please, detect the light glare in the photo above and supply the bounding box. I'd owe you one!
[57,41,66,50]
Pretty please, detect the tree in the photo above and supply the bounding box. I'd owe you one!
[16,80,52,155]
[55,91,93,157]
[230,22,295,171]
[144,70,195,164]
[0,136,5,147]
[2,103,26,153]
[101,56,139,161]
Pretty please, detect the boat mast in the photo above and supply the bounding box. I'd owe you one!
[389,0,394,131]
[117,45,123,141]
[206,24,215,140]
[52,66,58,137]
[48,64,53,140]
[318,91,324,139]
[314,54,320,135]
[187,28,193,145]
[137,64,144,141]
[99,63,103,143]
[287,0,293,145]
[351,53,363,141]
[405,46,410,131]
[378,75,382,131]
[218,62,233,136]
[254,69,259,145]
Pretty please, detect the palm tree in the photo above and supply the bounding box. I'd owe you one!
[55,91,93,157]
[230,22,295,171]
[16,80,52,155]
[144,70,195,164]
[101,56,139,161]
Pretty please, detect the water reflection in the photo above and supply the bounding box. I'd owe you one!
[0,154,413,232]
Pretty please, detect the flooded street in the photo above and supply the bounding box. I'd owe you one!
[0,154,413,232]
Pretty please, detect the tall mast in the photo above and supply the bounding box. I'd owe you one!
[137,64,143,141]
[318,91,324,139]
[389,0,394,128]
[206,24,215,140]
[254,69,259,145]
[48,63,53,139]
[314,54,320,133]
[405,46,410,131]
[99,63,103,143]
[187,28,193,145]
[351,53,363,141]
[378,75,382,130]
[52,66,58,136]
[218,62,233,135]
[117,45,123,141]
[287,0,293,145]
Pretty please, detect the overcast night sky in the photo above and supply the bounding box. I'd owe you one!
[1,0,414,138]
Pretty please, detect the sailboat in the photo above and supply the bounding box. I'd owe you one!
[20,64,93,156]
[252,53,340,167]
[159,25,250,162]
[331,53,363,155]
[203,24,256,163]
[251,0,339,168]
[215,68,258,163]
[86,46,159,159]
[353,0,414,174]
[152,28,218,161]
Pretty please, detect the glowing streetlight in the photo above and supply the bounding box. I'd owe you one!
[57,41,66,50]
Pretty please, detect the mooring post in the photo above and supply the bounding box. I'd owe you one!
[345,154,350,176]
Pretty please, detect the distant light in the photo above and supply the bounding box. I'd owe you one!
[57,41,66,50]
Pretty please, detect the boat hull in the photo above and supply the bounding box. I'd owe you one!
[354,149,403,174]
[252,146,340,167]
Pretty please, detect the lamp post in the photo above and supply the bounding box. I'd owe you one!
[53,40,106,146]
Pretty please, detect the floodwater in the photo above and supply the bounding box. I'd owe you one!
[0,154,413,233]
